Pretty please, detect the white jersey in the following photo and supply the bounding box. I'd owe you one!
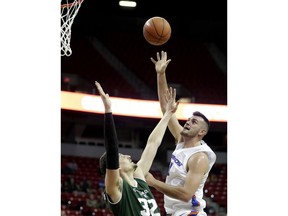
[164,140,216,216]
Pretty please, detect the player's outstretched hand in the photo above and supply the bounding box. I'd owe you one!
[164,87,179,114]
[150,50,171,74]
[95,81,112,113]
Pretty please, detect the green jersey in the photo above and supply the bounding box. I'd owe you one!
[105,178,161,216]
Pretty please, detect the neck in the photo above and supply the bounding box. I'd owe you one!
[182,137,202,148]
[121,171,137,186]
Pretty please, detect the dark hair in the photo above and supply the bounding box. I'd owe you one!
[193,111,210,129]
[99,152,107,175]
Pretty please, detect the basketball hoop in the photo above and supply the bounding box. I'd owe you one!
[61,0,84,56]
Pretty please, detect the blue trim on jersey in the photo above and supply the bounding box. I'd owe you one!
[191,195,200,207]
[171,154,183,166]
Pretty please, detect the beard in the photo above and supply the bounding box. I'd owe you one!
[180,129,189,137]
[180,128,198,138]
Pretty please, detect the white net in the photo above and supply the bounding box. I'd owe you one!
[61,0,84,56]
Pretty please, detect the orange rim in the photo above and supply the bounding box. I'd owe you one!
[61,0,84,8]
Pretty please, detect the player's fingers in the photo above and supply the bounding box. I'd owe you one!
[150,57,156,64]
[166,59,172,65]
[169,87,173,96]
[97,86,104,95]
[95,81,105,95]
[162,51,167,60]
[172,87,176,100]
[156,52,160,60]
[167,87,173,97]
[95,81,101,91]
[174,101,180,111]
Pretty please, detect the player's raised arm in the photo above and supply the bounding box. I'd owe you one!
[136,87,179,177]
[150,51,171,113]
[151,51,183,143]
[95,81,121,202]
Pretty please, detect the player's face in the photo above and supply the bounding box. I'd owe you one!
[181,116,205,137]
[119,153,137,172]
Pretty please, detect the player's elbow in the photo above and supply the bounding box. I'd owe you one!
[182,194,193,202]
[181,191,195,202]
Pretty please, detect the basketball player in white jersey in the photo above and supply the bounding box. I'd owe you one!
[145,51,217,216]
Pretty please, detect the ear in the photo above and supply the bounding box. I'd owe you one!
[199,129,207,136]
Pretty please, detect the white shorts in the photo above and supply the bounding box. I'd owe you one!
[170,209,207,216]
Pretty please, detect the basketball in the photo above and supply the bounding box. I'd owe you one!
[143,16,171,46]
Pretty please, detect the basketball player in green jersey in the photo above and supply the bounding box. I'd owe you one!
[95,81,179,216]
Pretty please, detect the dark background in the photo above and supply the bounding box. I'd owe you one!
[61,0,227,153]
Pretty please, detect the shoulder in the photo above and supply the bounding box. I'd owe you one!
[189,151,209,162]
[187,152,209,172]
[133,166,145,181]
[199,142,217,162]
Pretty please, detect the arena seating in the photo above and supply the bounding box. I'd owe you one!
[61,155,227,216]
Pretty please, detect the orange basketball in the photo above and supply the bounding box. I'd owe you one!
[143,16,171,46]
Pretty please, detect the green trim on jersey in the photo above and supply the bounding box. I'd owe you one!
[105,178,161,216]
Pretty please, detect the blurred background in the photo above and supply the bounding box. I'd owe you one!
[61,0,227,215]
